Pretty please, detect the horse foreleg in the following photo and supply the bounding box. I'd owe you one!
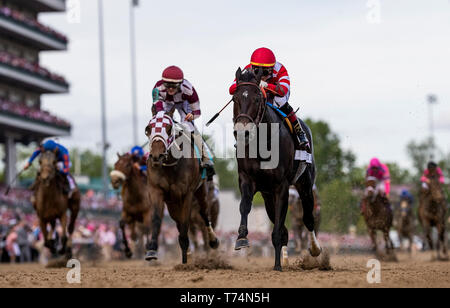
[369,228,378,252]
[194,183,219,249]
[59,213,68,256]
[235,179,255,250]
[119,217,132,259]
[177,193,193,264]
[437,221,448,259]
[146,189,164,261]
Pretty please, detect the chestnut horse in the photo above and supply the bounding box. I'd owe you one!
[34,151,80,258]
[232,68,321,271]
[189,180,220,252]
[144,110,219,264]
[362,177,395,257]
[288,186,321,251]
[394,197,415,253]
[110,153,152,259]
[418,175,448,260]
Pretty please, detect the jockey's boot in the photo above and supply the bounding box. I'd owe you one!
[280,104,310,152]
[62,175,70,195]
[193,132,216,181]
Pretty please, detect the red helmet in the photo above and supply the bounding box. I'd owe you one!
[250,47,276,67]
[162,66,184,83]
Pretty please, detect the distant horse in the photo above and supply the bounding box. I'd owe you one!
[418,175,448,260]
[289,186,321,251]
[145,110,219,264]
[232,68,321,271]
[362,177,395,257]
[110,153,152,259]
[393,197,415,253]
[34,151,80,258]
[189,180,220,252]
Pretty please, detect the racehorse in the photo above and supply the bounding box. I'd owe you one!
[189,180,220,252]
[144,110,219,264]
[34,151,80,258]
[418,175,448,260]
[393,197,415,253]
[110,153,152,259]
[289,186,321,251]
[232,68,321,271]
[362,177,395,257]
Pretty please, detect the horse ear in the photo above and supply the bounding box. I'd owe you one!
[117,152,121,159]
[145,125,151,137]
[167,107,176,119]
[235,67,242,84]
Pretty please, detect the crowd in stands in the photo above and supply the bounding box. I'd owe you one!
[0,6,68,43]
[81,190,123,212]
[0,50,68,85]
[0,98,71,128]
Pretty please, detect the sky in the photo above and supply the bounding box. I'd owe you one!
[38,0,450,168]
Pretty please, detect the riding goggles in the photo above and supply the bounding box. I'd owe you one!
[252,66,273,77]
[163,82,181,90]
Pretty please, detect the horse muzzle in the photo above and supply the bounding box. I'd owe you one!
[149,154,166,167]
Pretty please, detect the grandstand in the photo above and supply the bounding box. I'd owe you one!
[0,0,69,186]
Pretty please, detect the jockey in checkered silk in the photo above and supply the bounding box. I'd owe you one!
[366,157,391,198]
[421,161,445,191]
[24,139,76,195]
[229,47,310,151]
[152,66,215,180]
[130,145,148,173]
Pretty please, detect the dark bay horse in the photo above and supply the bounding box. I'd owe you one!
[35,151,80,258]
[110,153,152,259]
[232,68,321,271]
[288,186,321,251]
[418,175,448,260]
[189,180,220,252]
[394,197,415,253]
[145,111,219,264]
[362,177,395,257]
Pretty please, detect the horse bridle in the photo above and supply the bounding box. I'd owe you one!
[233,82,267,127]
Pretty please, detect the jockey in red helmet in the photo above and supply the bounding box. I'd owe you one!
[152,66,215,180]
[229,47,309,151]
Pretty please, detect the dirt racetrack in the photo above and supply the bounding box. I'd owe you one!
[0,251,449,288]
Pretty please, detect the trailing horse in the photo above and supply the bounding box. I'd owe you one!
[144,110,219,264]
[189,180,220,252]
[393,197,415,253]
[110,153,152,259]
[288,186,321,252]
[34,151,80,258]
[362,177,395,258]
[232,68,321,271]
[418,175,448,260]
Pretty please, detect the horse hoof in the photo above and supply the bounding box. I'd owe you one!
[309,247,322,258]
[235,238,250,250]
[273,265,283,272]
[125,250,133,259]
[209,239,220,249]
[145,250,158,261]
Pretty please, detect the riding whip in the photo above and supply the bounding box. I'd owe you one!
[206,98,233,127]
[4,168,26,196]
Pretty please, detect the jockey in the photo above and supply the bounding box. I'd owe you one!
[229,47,309,151]
[366,157,391,198]
[24,139,76,195]
[400,189,414,204]
[130,145,148,173]
[152,65,215,180]
[421,161,445,191]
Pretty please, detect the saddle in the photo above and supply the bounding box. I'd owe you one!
[266,102,311,184]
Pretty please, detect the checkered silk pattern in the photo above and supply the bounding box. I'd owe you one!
[148,112,174,150]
